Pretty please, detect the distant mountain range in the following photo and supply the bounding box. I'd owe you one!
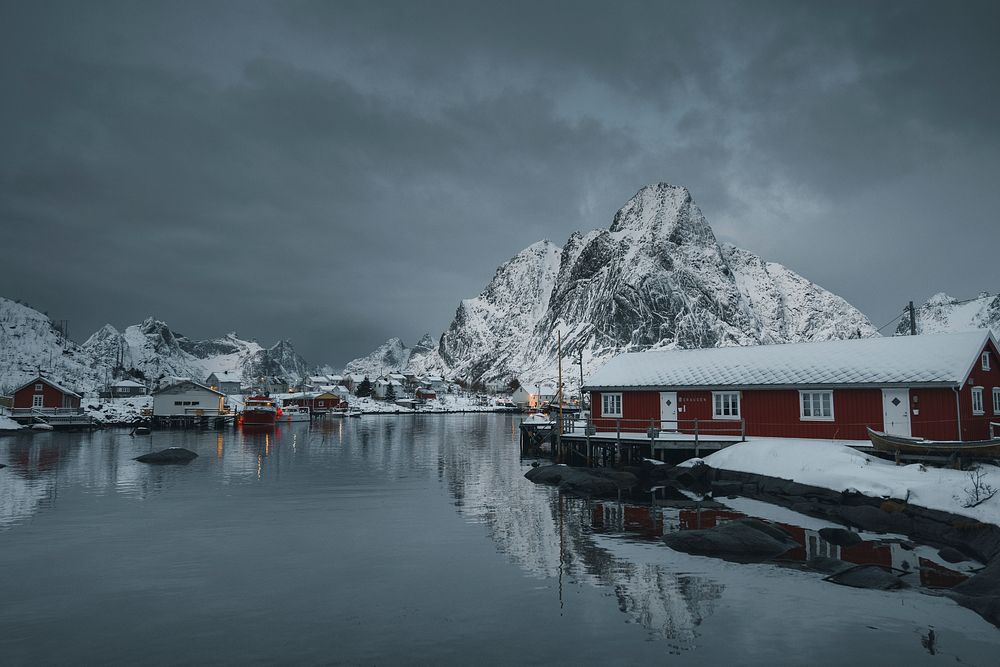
[896,292,1000,337]
[0,297,308,394]
[347,183,885,384]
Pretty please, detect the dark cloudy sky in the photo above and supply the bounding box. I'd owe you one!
[2,1,998,367]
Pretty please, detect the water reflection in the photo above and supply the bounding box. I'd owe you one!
[1,416,997,664]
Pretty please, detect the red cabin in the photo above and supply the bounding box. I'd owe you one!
[12,376,82,411]
[585,330,1000,442]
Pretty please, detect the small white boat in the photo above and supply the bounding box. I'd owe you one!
[346,408,363,418]
[31,422,54,431]
[280,405,311,422]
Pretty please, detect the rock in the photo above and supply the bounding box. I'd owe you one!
[805,556,852,574]
[134,447,199,464]
[938,547,968,563]
[0,463,6,469]
[818,527,863,547]
[824,564,908,590]
[661,518,799,561]
[711,481,745,497]
[525,465,638,498]
[946,559,1000,627]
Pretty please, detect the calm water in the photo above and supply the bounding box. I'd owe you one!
[1,414,998,665]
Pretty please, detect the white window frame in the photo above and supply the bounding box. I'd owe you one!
[601,392,623,418]
[993,387,1000,415]
[983,351,991,371]
[34,383,43,391]
[713,391,741,419]
[972,386,984,415]
[32,394,44,408]
[800,390,834,421]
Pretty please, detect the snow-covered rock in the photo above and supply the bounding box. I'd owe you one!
[897,292,1000,337]
[344,333,446,378]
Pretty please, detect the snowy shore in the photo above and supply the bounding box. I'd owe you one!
[686,439,1000,525]
[77,393,513,425]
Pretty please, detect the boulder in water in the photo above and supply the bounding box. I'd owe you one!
[824,564,907,590]
[818,527,863,547]
[525,465,638,498]
[134,447,199,464]
[661,518,799,561]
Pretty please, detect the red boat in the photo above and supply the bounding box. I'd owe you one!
[242,395,278,427]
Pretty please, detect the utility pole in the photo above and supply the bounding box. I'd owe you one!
[578,347,584,406]
[557,330,563,457]
[908,301,917,336]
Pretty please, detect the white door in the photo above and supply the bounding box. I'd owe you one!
[881,388,911,437]
[660,392,678,431]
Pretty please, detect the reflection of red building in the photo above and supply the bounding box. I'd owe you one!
[594,503,970,588]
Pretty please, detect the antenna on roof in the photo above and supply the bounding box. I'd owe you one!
[907,301,917,336]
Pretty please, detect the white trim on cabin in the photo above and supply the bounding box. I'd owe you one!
[601,392,623,417]
[993,387,1000,415]
[799,390,834,421]
[712,391,740,419]
[972,386,985,415]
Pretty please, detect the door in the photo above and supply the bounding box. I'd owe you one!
[881,388,911,437]
[660,392,678,431]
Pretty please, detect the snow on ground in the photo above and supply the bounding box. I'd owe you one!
[685,438,1000,525]
[347,394,507,414]
[83,396,152,424]
[0,414,23,431]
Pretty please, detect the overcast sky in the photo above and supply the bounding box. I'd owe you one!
[2,0,998,367]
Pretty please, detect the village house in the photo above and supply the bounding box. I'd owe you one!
[511,381,558,410]
[415,386,437,401]
[342,374,367,393]
[110,379,147,397]
[12,376,82,412]
[205,371,242,395]
[151,379,227,417]
[374,377,404,400]
[584,330,1000,442]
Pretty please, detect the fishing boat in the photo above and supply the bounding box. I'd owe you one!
[866,427,1000,458]
[279,404,311,423]
[242,395,277,427]
[346,408,362,418]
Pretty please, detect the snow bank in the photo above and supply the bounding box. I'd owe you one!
[0,415,23,431]
[83,396,152,424]
[689,439,1000,525]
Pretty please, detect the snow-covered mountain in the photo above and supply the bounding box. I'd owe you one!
[0,297,309,394]
[350,183,877,385]
[343,333,444,378]
[896,292,1000,337]
[0,297,104,394]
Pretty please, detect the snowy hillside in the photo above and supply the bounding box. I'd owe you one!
[0,297,309,394]
[343,333,445,378]
[0,297,103,394]
[398,183,877,385]
[896,292,1000,337]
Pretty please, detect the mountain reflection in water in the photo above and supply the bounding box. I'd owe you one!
[1,415,998,665]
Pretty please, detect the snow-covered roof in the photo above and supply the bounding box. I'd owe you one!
[14,376,81,398]
[207,370,241,381]
[112,379,145,388]
[153,379,225,396]
[585,330,995,390]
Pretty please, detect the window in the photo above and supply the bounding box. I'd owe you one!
[983,352,992,371]
[993,388,1000,415]
[972,387,984,415]
[713,391,740,419]
[174,401,182,406]
[34,383,43,391]
[601,392,623,417]
[800,391,834,421]
[32,394,44,408]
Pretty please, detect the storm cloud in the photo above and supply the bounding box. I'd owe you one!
[2,0,998,366]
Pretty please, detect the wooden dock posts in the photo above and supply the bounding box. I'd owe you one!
[520,414,744,467]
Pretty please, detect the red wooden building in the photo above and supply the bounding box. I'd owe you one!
[12,376,82,411]
[585,330,1000,442]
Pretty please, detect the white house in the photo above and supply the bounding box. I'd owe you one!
[511,381,558,409]
[205,371,242,395]
[374,377,404,399]
[152,380,227,417]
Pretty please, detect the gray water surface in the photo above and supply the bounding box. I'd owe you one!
[1,414,998,665]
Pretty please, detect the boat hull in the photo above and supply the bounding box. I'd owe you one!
[867,428,1000,458]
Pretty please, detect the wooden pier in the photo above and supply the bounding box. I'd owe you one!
[521,415,744,466]
[7,407,97,430]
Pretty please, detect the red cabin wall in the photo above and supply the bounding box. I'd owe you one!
[739,389,883,440]
[956,338,1000,440]
[592,390,659,432]
[909,388,960,441]
[13,381,79,409]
